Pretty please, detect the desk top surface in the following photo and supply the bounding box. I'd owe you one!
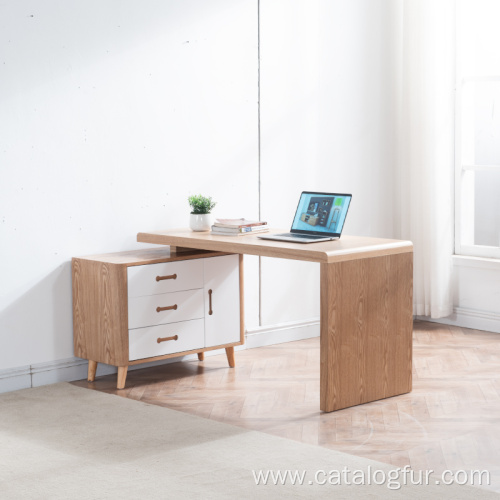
[137,228,413,264]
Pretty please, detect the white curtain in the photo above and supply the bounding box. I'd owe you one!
[395,0,455,318]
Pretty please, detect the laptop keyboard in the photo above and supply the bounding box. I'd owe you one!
[276,233,325,239]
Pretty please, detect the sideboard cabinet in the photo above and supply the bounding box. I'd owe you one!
[72,248,243,389]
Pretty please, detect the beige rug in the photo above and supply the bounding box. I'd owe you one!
[0,383,497,499]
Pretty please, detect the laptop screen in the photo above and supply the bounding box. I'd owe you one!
[291,192,352,236]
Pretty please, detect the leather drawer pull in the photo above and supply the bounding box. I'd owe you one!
[156,304,178,313]
[157,335,178,344]
[208,289,213,315]
[156,273,177,282]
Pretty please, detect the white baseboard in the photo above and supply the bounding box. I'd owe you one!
[31,358,91,388]
[0,366,31,394]
[245,318,320,348]
[416,307,500,334]
[0,319,319,395]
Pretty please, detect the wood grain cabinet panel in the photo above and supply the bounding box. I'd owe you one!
[72,248,244,389]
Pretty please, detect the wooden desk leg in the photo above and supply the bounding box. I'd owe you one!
[320,252,413,412]
[197,352,205,361]
[87,360,98,382]
[225,347,235,367]
[117,366,128,390]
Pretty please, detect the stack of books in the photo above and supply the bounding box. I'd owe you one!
[211,218,269,236]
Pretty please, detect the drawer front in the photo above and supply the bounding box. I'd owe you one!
[127,259,204,298]
[128,289,204,330]
[129,319,204,361]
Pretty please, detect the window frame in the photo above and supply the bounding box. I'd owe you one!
[454,2,500,260]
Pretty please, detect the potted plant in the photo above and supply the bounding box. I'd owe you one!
[188,194,216,231]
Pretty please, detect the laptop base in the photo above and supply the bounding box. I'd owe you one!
[258,233,338,244]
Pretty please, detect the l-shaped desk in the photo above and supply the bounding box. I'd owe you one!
[137,229,413,413]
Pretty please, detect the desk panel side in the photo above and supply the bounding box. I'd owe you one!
[320,251,413,412]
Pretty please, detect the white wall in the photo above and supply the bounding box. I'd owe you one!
[259,0,397,324]
[0,0,402,382]
[0,0,259,371]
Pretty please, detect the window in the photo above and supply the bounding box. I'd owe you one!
[455,0,500,259]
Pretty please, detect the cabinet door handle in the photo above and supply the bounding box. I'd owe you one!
[156,273,177,282]
[157,335,178,343]
[156,304,178,313]
[208,289,213,315]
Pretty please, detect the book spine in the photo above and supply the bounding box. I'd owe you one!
[213,222,267,229]
[211,225,268,233]
[210,231,269,236]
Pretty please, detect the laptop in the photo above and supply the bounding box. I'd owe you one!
[258,191,352,243]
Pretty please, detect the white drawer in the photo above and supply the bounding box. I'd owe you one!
[127,259,204,298]
[128,289,204,329]
[129,319,204,361]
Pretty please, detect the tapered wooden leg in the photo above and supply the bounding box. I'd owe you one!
[225,347,235,368]
[87,360,98,382]
[117,366,128,389]
[197,352,205,361]
[320,252,413,412]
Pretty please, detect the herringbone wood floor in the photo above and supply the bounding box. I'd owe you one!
[73,320,500,492]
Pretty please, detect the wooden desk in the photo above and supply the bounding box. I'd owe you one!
[137,229,413,412]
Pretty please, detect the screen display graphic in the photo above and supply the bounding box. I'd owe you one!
[291,193,351,235]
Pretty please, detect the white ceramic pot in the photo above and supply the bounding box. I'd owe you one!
[189,213,212,232]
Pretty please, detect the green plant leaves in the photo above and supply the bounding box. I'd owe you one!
[188,194,216,214]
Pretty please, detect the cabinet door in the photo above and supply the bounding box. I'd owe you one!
[204,255,241,347]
